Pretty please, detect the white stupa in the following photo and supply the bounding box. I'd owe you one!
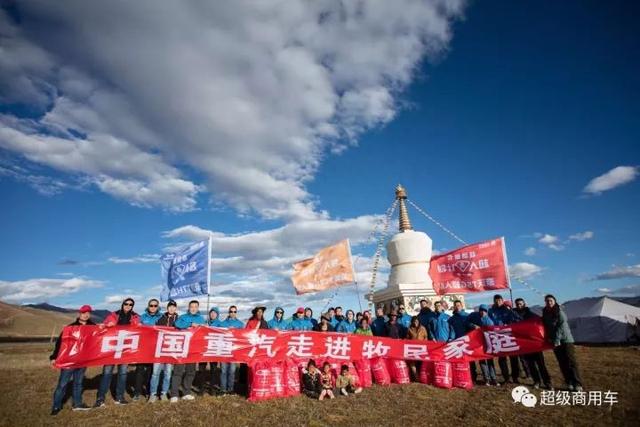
[371,185,463,314]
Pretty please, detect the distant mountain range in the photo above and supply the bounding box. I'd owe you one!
[23,303,110,322]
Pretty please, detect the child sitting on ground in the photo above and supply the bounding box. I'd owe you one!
[302,360,322,399]
[336,364,363,396]
[319,362,335,400]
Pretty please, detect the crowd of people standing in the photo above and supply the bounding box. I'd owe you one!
[49,293,582,414]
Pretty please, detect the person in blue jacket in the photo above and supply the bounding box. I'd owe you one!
[489,294,522,383]
[219,305,244,394]
[134,299,163,400]
[171,300,205,402]
[327,307,339,329]
[427,301,454,342]
[467,305,499,386]
[267,307,289,330]
[336,309,357,333]
[448,299,476,381]
[208,307,223,327]
[304,307,318,329]
[203,307,223,394]
[371,306,387,337]
[397,304,412,329]
[290,307,313,331]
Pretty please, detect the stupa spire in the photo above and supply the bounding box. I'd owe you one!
[395,184,412,232]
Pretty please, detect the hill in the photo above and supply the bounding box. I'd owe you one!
[23,303,110,322]
[0,301,76,338]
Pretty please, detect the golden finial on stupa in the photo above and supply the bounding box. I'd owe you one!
[395,184,412,232]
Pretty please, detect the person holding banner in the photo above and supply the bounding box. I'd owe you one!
[449,300,477,382]
[418,299,435,338]
[149,300,178,402]
[397,304,412,329]
[336,309,357,333]
[489,294,521,383]
[95,298,140,407]
[304,307,319,329]
[428,301,454,342]
[50,305,96,415]
[170,300,205,402]
[467,305,500,386]
[354,317,373,336]
[290,307,313,331]
[371,307,387,337]
[406,315,427,381]
[133,299,163,401]
[219,305,244,394]
[542,294,583,392]
[267,307,289,330]
[246,306,269,330]
[514,298,552,390]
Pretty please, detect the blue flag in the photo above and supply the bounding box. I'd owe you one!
[160,239,210,301]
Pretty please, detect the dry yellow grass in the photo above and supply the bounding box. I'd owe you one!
[0,302,75,338]
[0,343,638,427]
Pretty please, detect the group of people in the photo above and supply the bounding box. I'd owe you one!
[50,293,582,414]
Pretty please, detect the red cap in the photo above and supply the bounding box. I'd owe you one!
[503,300,513,308]
[296,307,305,314]
[79,304,93,313]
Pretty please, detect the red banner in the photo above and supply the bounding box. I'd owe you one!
[54,319,550,369]
[429,237,510,295]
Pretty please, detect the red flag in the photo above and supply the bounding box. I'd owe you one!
[429,237,510,295]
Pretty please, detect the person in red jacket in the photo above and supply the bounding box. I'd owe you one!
[95,298,140,407]
[245,306,268,330]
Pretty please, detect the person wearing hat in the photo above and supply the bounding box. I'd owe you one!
[313,313,335,332]
[246,306,269,330]
[290,307,313,331]
[219,305,244,394]
[385,311,405,338]
[466,305,499,386]
[267,307,290,330]
[95,297,140,407]
[148,300,179,403]
[50,305,96,415]
[304,307,318,329]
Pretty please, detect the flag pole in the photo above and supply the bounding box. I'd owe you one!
[501,237,514,302]
[206,233,212,314]
[347,239,363,313]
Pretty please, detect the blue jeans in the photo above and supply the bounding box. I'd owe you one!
[97,364,128,401]
[149,363,173,396]
[220,363,237,392]
[52,368,86,410]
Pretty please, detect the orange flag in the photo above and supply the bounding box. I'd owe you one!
[291,239,355,295]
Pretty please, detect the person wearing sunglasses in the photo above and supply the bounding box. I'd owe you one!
[149,300,179,402]
[267,307,289,330]
[219,306,244,393]
[132,299,163,401]
[95,297,140,407]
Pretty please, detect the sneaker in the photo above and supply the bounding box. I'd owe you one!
[575,385,584,392]
[114,398,129,405]
[72,403,91,411]
[93,400,105,408]
[354,387,362,394]
[50,408,61,416]
[340,388,348,396]
[160,394,169,401]
[148,395,158,403]
[567,384,575,392]
[484,381,491,387]
[533,383,540,390]
[132,394,141,402]
[182,394,195,401]
[170,397,179,403]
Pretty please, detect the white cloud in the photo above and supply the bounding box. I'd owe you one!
[0,277,103,303]
[588,264,640,281]
[538,234,558,245]
[102,294,143,306]
[596,284,640,296]
[509,262,543,280]
[0,0,465,219]
[568,231,594,241]
[583,166,639,195]
[596,288,612,293]
[107,254,160,264]
[524,247,536,256]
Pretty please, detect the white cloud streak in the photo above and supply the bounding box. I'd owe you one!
[509,262,543,280]
[0,277,103,303]
[583,166,639,195]
[588,264,640,281]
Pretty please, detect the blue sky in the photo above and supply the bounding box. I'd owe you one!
[0,0,638,317]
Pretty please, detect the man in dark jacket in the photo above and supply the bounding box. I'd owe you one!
[385,312,405,338]
[489,294,521,384]
[95,298,140,407]
[418,299,435,338]
[302,360,322,399]
[514,298,552,389]
[133,298,162,400]
[371,307,387,337]
[50,305,96,415]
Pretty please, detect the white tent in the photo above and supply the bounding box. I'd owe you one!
[559,297,640,343]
